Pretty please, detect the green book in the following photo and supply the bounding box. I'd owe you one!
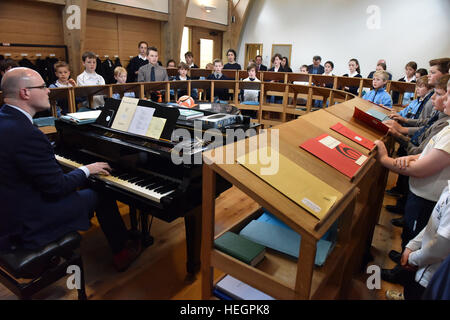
[214,231,266,266]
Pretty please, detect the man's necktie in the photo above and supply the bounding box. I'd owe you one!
[216,74,219,79]
[151,66,155,82]
[410,111,440,146]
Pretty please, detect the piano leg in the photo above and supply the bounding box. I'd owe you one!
[139,209,154,247]
[129,205,138,231]
[184,206,201,275]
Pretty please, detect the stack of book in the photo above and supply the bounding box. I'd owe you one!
[178,109,204,120]
[238,211,335,267]
[214,231,265,267]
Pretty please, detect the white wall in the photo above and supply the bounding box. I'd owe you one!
[187,0,228,25]
[96,0,168,13]
[237,0,450,79]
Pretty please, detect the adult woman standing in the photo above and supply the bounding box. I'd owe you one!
[223,49,242,70]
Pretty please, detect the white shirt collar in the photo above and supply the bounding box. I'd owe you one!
[138,55,147,60]
[55,80,72,87]
[349,71,358,77]
[404,75,416,82]
[6,104,33,124]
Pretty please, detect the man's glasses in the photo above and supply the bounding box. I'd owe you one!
[25,84,47,90]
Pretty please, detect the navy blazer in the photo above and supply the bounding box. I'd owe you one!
[307,64,325,75]
[0,105,91,251]
[258,64,267,71]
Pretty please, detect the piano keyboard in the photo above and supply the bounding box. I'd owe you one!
[55,154,177,203]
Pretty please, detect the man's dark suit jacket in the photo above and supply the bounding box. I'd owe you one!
[258,64,267,71]
[307,64,325,75]
[0,105,90,251]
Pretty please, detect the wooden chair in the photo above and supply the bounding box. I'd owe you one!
[166,67,178,79]
[139,81,170,102]
[335,76,364,97]
[110,83,140,100]
[189,68,212,80]
[73,85,111,110]
[260,71,287,83]
[386,80,416,109]
[221,69,237,80]
[49,87,74,115]
[210,80,236,103]
[260,82,288,127]
[168,80,190,102]
[190,80,212,102]
[235,80,262,121]
[238,70,262,80]
[287,73,311,85]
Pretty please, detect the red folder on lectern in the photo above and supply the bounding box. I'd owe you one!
[353,107,389,134]
[300,134,369,179]
[330,123,375,150]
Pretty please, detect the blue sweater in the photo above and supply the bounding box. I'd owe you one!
[363,87,393,108]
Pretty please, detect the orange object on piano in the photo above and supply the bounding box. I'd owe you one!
[300,134,369,179]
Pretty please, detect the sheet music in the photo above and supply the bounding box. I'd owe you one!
[111,97,139,131]
[128,106,155,136]
[146,117,167,140]
[66,110,102,120]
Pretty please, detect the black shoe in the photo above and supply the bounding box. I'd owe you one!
[385,188,402,198]
[386,205,404,215]
[389,250,402,264]
[381,265,414,285]
[391,218,404,228]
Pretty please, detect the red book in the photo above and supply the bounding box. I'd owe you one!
[300,134,369,179]
[330,123,375,150]
[353,106,389,134]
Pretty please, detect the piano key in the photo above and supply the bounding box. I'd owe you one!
[55,153,177,203]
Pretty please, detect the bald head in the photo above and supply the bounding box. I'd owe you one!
[377,59,386,65]
[1,67,50,115]
[1,67,40,98]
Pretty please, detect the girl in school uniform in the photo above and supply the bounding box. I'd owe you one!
[343,58,362,96]
[268,53,284,73]
[281,57,293,72]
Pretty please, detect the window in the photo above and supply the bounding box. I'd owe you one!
[180,26,190,63]
[200,38,213,69]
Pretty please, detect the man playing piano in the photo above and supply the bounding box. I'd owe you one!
[0,67,141,272]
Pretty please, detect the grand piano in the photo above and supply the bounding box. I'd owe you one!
[54,98,258,274]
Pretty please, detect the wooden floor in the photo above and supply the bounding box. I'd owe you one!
[0,172,404,300]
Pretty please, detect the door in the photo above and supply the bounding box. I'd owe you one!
[191,27,222,68]
[245,43,263,68]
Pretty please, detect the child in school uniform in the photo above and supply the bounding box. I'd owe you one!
[393,61,418,106]
[395,75,434,120]
[343,58,362,96]
[206,59,230,102]
[112,67,135,100]
[77,51,106,109]
[240,63,261,119]
[173,62,198,99]
[242,63,261,103]
[362,70,393,108]
[48,61,77,116]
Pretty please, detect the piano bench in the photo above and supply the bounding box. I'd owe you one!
[0,232,87,300]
